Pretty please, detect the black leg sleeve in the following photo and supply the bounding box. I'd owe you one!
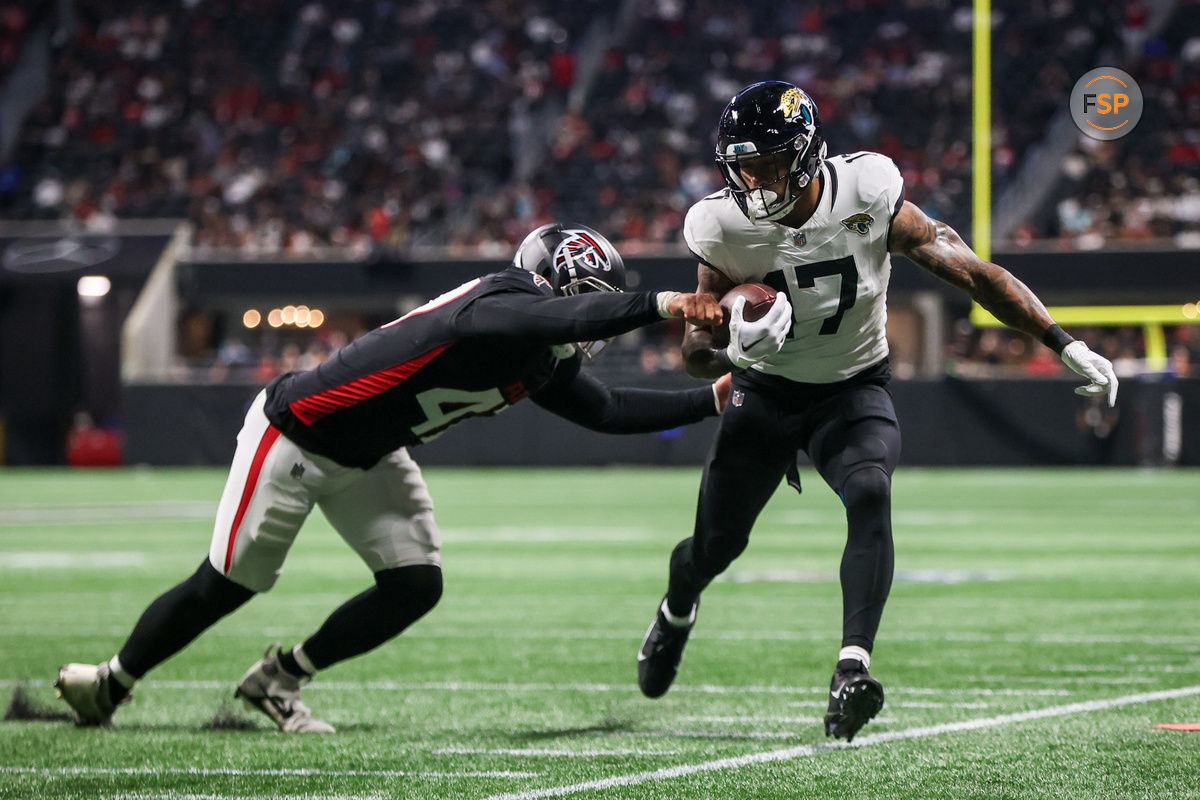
[808,391,902,653]
[301,564,443,671]
[117,560,255,678]
[839,465,895,650]
[666,390,793,617]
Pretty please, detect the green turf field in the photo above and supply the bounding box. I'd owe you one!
[1,466,1198,800]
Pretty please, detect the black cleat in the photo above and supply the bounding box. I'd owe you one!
[823,659,884,742]
[637,597,696,698]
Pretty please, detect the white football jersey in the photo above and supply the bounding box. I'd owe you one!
[684,151,905,383]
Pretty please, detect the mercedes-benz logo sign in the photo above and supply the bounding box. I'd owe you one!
[2,236,121,274]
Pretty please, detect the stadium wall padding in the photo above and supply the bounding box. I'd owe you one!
[178,249,1200,308]
[123,377,1200,468]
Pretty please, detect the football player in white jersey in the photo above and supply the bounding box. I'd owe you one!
[637,81,1118,742]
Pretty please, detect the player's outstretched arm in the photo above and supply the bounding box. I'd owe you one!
[530,359,725,433]
[461,290,722,343]
[888,201,1117,406]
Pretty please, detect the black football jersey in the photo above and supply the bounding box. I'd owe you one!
[263,267,664,468]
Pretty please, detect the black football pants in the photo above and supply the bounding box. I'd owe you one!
[666,370,901,652]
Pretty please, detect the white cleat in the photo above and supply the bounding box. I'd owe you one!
[234,644,334,733]
[54,662,125,726]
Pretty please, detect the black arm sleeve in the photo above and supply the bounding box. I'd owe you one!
[456,290,662,344]
[531,360,718,434]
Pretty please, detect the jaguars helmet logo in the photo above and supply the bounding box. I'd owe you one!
[777,86,816,124]
[841,213,874,236]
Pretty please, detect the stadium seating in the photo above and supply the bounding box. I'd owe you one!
[3,0,1176,255]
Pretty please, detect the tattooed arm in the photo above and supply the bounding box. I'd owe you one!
[889,200,1119,405]
[887,201,1056,340]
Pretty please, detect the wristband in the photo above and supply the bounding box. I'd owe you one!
[1042,324,1074,355]
[656,291,682,318]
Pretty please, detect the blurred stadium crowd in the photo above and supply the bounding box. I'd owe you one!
[5,0,1198,254]
[1,0,1197,381]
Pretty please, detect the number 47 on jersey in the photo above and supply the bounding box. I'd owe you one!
[762,255,860,337]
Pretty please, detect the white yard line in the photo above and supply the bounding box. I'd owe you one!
[0,552,147,568]
[887,701,991,709]
[678,715,816,724]
[111,795,383,800]
[0,503,216,523]
[618,730,798,740]
[477,685,1200,800]
[0,679,1072,696]
[784,699,990,710]
[0,766,539,779]
[435,747,682,758]
[2,625,1196,648]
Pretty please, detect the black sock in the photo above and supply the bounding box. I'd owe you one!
[301,565,442,670]
[665,538,706,618]
[276,647,309,678]
[117,560,255,678]
[106,678,129,706]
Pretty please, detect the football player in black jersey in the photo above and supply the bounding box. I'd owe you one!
[635,81,1119,742]
[56,223,731,732]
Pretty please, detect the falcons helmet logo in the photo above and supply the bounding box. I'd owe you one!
[554,231,612,279]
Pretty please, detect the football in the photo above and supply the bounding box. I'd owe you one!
[720,283,778,322]
[711,283,778,346]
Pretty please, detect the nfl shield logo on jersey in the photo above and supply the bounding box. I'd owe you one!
[791,231,807,247]
[731,389,745,408]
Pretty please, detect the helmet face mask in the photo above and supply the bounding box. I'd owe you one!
[715,81,826,223]
[512,222,625,359]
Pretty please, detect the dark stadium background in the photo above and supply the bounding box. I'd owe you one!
[0,0,1197,466]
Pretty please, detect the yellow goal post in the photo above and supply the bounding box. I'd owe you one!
[971,0,1197,371]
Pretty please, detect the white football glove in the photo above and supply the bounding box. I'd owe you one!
[1061,340,1118,407]
[724,294,793,369]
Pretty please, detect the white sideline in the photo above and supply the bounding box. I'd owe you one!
[0,767,540,779]
[477,684,1200,800]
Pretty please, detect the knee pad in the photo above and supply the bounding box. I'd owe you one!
[842,466,891,505]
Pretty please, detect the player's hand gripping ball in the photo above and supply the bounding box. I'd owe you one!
[711,283,778,347]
